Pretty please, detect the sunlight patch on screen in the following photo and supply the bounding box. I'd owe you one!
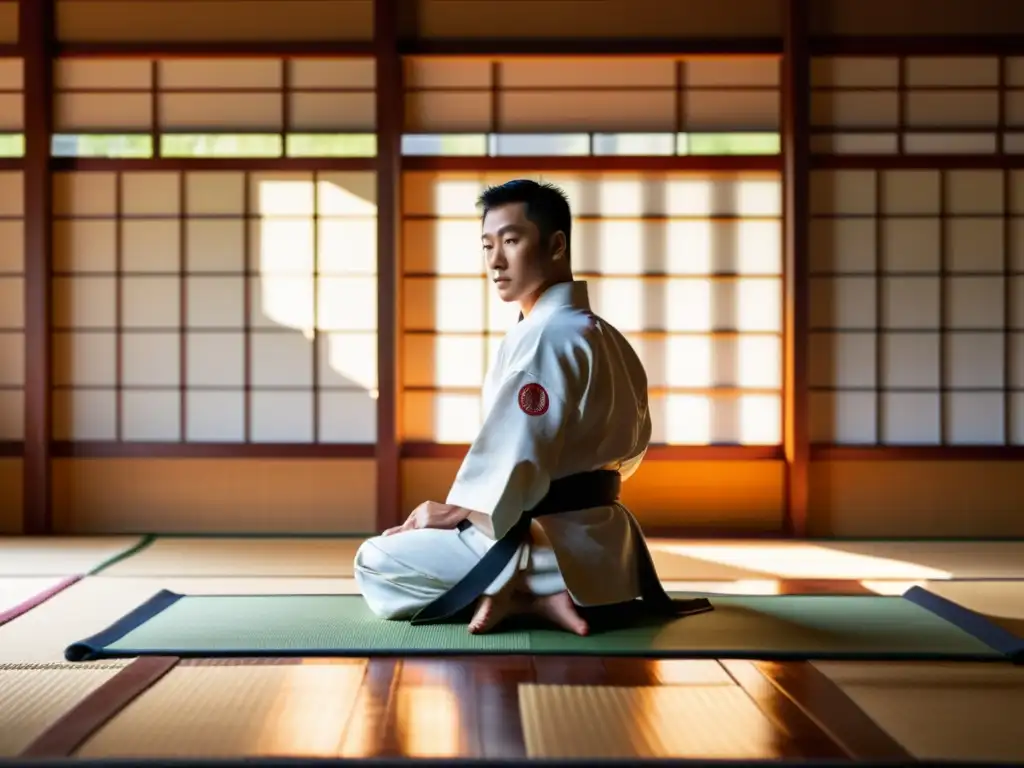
[258,179,314,216]
[254,178,378,354]
[594,220,645,274]
[486,289,521,332]
[435,335,486,388]
[256,276,314,338]
[434,180,485,217]
[665,220,713,274]
[666,336,712,388]
[666,179,714,215]
[433,277,486,332]
[318,277,377,332]
[324,332,378,393]
[259,219,315,276]
[318,176,378,216]
[431,219,484,275]
[590,277,645,332]
[598,178,645,216]
[740,394,781,444]
[737,220,782,274]
[665,279,712,332]
[736,179,782,216]
[665,394,711,444]
[318,218,377,275]
[737,336,781,389]
[736,278,782,332]
[434,393,483,443]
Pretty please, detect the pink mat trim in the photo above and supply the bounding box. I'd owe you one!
[0,575,81,626]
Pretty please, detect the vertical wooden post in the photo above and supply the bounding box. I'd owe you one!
[21,0,55,535]
[782,0,811,536]
[374,0,403,531]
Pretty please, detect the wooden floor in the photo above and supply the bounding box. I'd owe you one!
[2,536,1024,765]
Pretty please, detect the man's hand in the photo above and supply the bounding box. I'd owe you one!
[382,500,469,536]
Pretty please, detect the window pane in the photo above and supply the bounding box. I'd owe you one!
[0,133,24,157]
[401,133,487,156]
[286,133,376,157]
[52,134,153,158]
[683,132,781,155]
[592,133,675,155]
[488,133,590,156]
[161,133,283,157]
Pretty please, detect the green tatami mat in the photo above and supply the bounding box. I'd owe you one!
[65,590,1009,662]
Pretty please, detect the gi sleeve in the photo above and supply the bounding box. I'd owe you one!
[445,367,574,541]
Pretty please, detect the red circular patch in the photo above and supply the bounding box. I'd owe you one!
[518,383,549,416]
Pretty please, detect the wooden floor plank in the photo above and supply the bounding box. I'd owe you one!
[532,655,608,685]
[471,658,532,759]
[519,681,810,760]
[392,659,482,758]
[336,659,401,758]
[600,658,736,686]
[722,660,849,760]
[735,659,914,761]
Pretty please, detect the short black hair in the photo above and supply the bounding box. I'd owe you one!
[477,179,572,262]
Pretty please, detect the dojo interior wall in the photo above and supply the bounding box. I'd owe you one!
[3,0,1024,538]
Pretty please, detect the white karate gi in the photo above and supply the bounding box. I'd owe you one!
[354,280,652,619]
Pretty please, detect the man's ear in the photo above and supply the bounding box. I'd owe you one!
[548,231,568,261]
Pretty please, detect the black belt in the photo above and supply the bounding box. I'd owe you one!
[409,469,713,625]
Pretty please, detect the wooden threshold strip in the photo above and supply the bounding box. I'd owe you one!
[20,656,180,758]
[724,659,913,762]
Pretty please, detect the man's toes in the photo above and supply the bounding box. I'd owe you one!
[533,592,589,636]
[469,596,506,634]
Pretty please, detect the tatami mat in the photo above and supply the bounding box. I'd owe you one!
[0,576,358,663]
[923,580,1024,620]
[0,577,72,619]
[0,537,145,577]
[812,661,1024,762]
[922,580,1024,641]
[0,664,126,757]
[518,683,785,759]
[97,537,361,578]
[77,661,368,758]
[76,537,1024,583]
[826,541,1024,579]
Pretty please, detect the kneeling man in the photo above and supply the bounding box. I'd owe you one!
[354,179,692,635]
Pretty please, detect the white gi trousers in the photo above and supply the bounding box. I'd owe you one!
[353,523,566,620]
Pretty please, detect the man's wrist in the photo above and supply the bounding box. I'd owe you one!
[445,503,471,522]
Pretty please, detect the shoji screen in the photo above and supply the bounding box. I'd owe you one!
[402,170,784,446]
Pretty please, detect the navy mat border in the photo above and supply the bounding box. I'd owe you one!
[64,589,1020,663]
[65,590,183,662]
[903,585,1024,663]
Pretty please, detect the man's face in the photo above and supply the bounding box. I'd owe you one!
[481,202,550,304]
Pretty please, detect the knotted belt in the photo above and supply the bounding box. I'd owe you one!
[409,469,713,625]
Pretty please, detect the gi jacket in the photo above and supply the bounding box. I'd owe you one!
[445,280,652,607]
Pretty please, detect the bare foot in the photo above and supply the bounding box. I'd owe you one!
[468,586,523,634]
[529,591,589,636]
